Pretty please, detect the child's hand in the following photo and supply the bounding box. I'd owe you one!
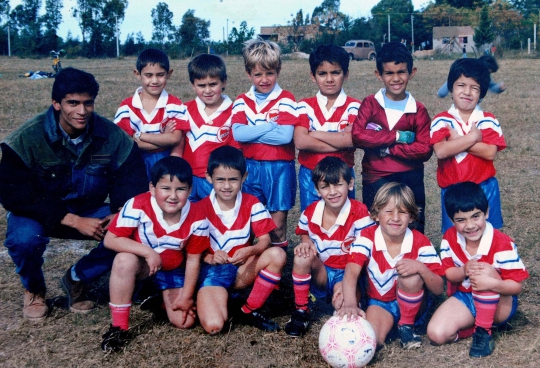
[293,242,316,258]
[331,284,344,310]
[212,250,229,265]
[335,304,366,321]
[464,259,484,277]
[446,124,460,140]
[395,259,423,277]
[161,119,176,133]
[396,130,416,144]
[469,123,483,143]
[228,247,253,266]
[145,249,162,276]
[469,271,495,292]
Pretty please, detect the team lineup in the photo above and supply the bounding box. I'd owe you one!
[0,38,528,365]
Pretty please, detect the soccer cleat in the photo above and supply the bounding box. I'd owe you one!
[237,310,280,332]
[61,267,94,313]
[398,324,422,349]
[284,309,311,337]
[101,325,132,352]
[23,290,48,321]
[469,327,495,358]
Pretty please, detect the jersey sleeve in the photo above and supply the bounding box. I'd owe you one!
[417,240,445,276]
[296,101,311,130]
[250,200,277,238]
[351,97,397,149]
[107,198,139,239]
[388,104,433,162]
[277,92,298,126]
[430,113,452,145]
[477,114,506,151]
[493,239,529,283]
[348,233,371,267]
[184,217,210,254]
[113,99,135,136]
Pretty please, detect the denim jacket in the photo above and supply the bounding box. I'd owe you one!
[0,106,148,234]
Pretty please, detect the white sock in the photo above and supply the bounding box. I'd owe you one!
[71,266,81,282]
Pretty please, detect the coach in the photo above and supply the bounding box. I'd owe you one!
[0,67,148,321]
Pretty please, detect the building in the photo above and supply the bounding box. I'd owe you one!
[433,26,474,54]
[258,24,319,43]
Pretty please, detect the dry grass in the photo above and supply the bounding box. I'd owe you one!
[0,55,539,367]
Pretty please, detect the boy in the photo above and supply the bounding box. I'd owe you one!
[196,146,286,333]
[176,53,239,202]
[351,41,432,234]
[338,182,444,349]
[101,157,209,352]
[114,48,184,179]
[430,58,506,234]
[285,157,374,337]
[295,44,360,212]
[231,38,298,250]
[427,182,528,358]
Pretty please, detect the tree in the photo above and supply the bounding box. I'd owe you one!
[228,21,255,55]
[371,0,414,44]
[281,9,313,52]
[9,0,42,55]
[312,0,347,32]
[40,0,63,52]
[474,5,495,50]
[151,2,174,46]
[176,9,210,55]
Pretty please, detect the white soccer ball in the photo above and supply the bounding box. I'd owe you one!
[319,315,376,368]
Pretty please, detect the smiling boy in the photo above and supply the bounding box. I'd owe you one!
[294,44,360,211]
[427,182,528,358]
[430,58,506,233]
[196,146,286,334]
[351,41,432,233]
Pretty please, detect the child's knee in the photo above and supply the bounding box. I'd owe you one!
[169,314,196,329]
[427,323,448,345]
[293,253,314,269]
[201,317,225,335]
[398,273,424,292]
[112,253,140,275]
[267,246,287,267]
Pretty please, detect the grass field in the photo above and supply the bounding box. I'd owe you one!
[0,55,539,368]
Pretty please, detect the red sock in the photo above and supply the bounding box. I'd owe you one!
[292,272,311,311]
[397,288,424,326]
[472,291,500,333]
[241,269,281,313]
[110,303,131,330]
[271,240,289,250]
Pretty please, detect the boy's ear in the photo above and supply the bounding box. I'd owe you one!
[133,69,140,77]
[149,182,155,195]
[205,172,213,184]
[52,100,61,111]
[242,172,248,184]
[310,72,317,84]
[409,67,417,79]
[374,70,382,82]
[167,69,173,78]
[348,177,355,191]
[485,206,489,219]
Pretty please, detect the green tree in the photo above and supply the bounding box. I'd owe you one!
[371,0,414,44]
[9,0,42,55]
[176,9,210,56]
[151,2,174,46]
[228,21,255,55]
[474,5,495,50]
[40,0,63,52]
[312,0,347,32]
[0,0,10,55]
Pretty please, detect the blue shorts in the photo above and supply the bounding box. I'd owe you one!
[298,165,355,212]
[368,295,431,327]
[189,176,213,203]
[197,262,238,289]
[310,265,345,302]
[154,267,185,290]
[441,176,503,233]
[452,291,518,327]
[141,149,171,182]
[242,159,296,212]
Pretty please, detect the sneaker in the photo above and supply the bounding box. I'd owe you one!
[469,327,495,358]
[285,309,310,337]
[398,324,422,349]
[61,267,94,313]
[236,310,280,332]
[23,290,48,321]
[101,325,132,352]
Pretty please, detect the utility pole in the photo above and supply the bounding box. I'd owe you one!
[411,15,414,52]
[115,16,120,58]
[8,21,11,57]
[226,19,229,57]
[388,14,391,43]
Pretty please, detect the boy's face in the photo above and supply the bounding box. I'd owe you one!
[375,197,413,242]
[375,62,416,101]
[315,176,354,212]
[135,63,172,98]
[150,175,190,218]
[311,61,348,99]
[206,165,246,206]
[247,64,278,94]
[52,92,95,138]
[192,76,226,110]
[452,208,488,245]
[451,75,481,115]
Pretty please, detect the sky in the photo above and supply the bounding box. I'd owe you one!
[11,0,432,42]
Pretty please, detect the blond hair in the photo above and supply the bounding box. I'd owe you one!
[370,182,419,222]
[242,38,281,74]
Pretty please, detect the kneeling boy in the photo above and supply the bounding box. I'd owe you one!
[285,157,374,337]
[196,146,286,334]
[101,157,209,351]
[427,181,528,358]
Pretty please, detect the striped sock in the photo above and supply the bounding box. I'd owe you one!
[271,240,289,250]
[472,291,500,333]
[241,269,281,313]
[397,288,424,326]
[110,302,131,330]
[292,272,311,311]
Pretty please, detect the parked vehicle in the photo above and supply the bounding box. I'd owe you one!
[342,40,376,61]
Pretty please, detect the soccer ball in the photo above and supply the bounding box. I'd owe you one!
[319,315,376,368]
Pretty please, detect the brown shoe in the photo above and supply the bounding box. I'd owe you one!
[61,268,95,313]
[23,290,48,321]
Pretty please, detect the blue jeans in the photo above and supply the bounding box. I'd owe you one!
[4,205,117,293]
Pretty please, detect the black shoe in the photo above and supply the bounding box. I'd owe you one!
[101,325,131,352]
[284,309,310,337]
[469,327,495,358]
[398,324,422,349]
[140,294,168,323]
[237,310,280,332]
